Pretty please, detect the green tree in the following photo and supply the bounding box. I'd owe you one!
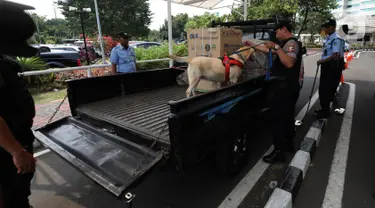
[45,18,71,38]
[184,12,226,31]
[298,11,333,42]
[296,0,337,37]
[230,0,336,38]
[57,0,152,37]
[159,13,189,40]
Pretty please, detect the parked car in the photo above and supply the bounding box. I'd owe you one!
[33,45,81,68]
[50,45,80,52]
[130,42,161,49]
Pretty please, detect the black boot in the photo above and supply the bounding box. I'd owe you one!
[263,149,285,164]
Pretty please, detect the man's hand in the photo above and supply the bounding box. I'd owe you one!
[317,59,324,65]
[264,41,277,50]
[12,149,36,174]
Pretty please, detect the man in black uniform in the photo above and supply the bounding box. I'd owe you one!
[247,21,303,163]
[0,1,38,207]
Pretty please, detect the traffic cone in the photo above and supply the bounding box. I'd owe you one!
[340,74,344,83]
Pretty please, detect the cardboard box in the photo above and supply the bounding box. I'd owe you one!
[187,27,243,92]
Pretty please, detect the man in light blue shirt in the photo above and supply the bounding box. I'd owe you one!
[110,32,137,74]
[315,19,345,119]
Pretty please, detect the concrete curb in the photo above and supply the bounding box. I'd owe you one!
[264,83,342,208]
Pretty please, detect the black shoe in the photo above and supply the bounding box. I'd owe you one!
[263,149,285,164]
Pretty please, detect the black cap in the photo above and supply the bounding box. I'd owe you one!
[0,1,38,57]
[321,19,337,28]
[0,0,35,10]
[117,32,131,39]
[275,21,294,32]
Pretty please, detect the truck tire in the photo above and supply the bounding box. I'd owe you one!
[216,122,252,176]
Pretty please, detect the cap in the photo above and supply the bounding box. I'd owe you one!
[0,0,37,57]
[321,19,337,28]
[275,21,294,32]
[117,32,131,39]
[0,0,35,10]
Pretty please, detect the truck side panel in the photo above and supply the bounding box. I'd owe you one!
[168,76,268,169]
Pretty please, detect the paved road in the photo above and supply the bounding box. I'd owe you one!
[293,51,375,208]
[30,53,323,208]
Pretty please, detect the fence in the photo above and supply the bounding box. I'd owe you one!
[19,57,187,77]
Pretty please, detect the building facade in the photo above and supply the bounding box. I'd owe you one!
[332,0,375,42]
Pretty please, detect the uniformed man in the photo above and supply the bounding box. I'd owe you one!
[246,21,303,163]
[110,32,137,74]
[0,1,38,207]
[315,19,345,119]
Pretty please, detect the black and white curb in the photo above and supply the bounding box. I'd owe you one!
[264,83,342,208]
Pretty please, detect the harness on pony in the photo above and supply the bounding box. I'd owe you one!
[219,53,244,82]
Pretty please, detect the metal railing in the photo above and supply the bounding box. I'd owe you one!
[19,57,187,77]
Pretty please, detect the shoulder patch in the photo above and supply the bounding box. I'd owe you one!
[288,44,296,52]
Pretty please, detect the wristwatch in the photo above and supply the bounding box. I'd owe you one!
[274,45,280,50]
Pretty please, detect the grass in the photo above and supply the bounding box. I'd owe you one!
[32,89,67,105]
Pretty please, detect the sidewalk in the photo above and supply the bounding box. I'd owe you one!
[33,99,70,129]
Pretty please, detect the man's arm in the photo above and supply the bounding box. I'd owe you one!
[109,48,118,74]
[244,41,277,54]
[318,39,340,65]
[133,48,137,71]
[275,47,297,69]
[0,117,24,156]
[265,40,298,69]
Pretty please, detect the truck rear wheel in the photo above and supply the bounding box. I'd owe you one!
[216,124,251,176]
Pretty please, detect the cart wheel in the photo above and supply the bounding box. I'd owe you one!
[216,127,251,176]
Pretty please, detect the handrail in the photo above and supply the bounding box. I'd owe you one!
[19,57,188,77]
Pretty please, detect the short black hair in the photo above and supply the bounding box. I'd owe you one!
[117,32,131,39]
[321,19,337,28]
[275,21,294,32]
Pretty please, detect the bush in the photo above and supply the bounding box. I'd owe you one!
[135,43,188,71]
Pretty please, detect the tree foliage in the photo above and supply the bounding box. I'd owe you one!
[184,12,226,31]
[159,13,189,39]
[57,0,152,37]
[230,0,336,37]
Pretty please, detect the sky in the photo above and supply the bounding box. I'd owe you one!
[8,0,234,30]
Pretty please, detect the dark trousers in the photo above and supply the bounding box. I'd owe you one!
[0,145,34,208]
[319,62,342,114]
[269,80,300,151]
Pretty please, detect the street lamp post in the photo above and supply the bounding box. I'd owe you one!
[69,6,93,77]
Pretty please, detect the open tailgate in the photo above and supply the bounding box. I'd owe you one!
[33,117,163,197]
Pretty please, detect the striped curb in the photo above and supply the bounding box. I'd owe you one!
[264,83,342,208]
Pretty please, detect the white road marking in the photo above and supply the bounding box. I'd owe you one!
[295,90,319,122]
[321,82,356,208]
[218,81,320,208]
[34,149,51,157]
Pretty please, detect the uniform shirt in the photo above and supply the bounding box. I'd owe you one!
[271,37,301,82]
[321,32,345,60]
[0,58,35,146]
[110,44,136,73]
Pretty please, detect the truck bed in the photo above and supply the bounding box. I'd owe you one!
[76,85,187,144]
